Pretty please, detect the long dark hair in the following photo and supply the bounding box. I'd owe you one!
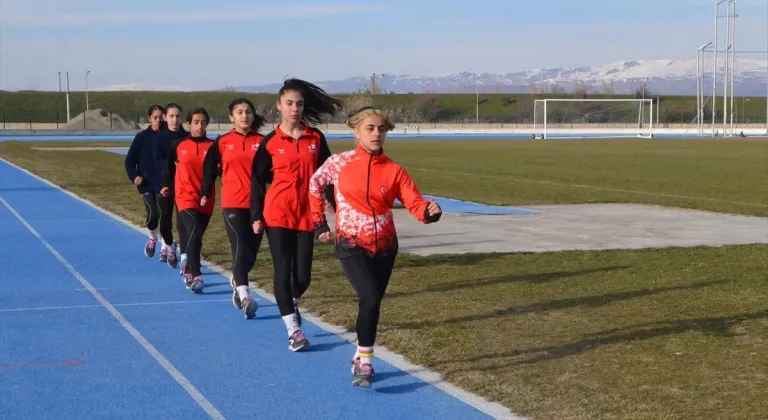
[279,78,343,125]
[147,104,165,117]
[147,104,166,130]
[162,103,183,131]
[164,102,183,115]
[186,107,210,124]
[228,98,266,131]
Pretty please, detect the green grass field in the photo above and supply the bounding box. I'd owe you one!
[1,137,767,420]
[2,90,767,125]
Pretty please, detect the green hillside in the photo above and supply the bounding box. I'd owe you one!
[1,90,766,125]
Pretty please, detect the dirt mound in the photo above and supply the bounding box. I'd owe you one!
[60,109,138,130]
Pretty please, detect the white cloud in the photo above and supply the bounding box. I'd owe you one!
[0,3,378,28]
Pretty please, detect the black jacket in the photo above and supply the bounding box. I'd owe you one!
[124,127,163,193]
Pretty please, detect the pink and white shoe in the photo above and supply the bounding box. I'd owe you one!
[144,238,157,257]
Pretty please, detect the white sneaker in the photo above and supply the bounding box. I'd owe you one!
[230,276,242,309]
[179,253,188,277]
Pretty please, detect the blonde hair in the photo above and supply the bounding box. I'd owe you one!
[345,107,396,131]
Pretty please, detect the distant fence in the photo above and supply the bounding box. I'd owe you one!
[1,108,767,130]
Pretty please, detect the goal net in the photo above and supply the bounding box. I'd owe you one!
[533,99,654,139]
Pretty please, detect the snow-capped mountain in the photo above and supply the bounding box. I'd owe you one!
[234,59,768,96]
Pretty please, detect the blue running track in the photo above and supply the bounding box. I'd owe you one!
[0,159,514,419]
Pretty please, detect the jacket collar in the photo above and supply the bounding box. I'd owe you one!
[355,143,389,162]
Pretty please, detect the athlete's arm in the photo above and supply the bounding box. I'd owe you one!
[395,167,441,224]
[250,138,273,224]
[201,140,221,199]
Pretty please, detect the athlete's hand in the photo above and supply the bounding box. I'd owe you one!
[318,231,332,243]
[134,176,143,185]
[427,200,442,216]
[200,196,208,207]
[252,220,263,234]
[160,187,169,197]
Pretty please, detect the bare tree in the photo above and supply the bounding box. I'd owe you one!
[599,82,612,95]
[634,85,651,99]
[367,73,382,95]
[549,84,565,94]
[256,102,278,122]
[571,80,588,98]
[413,93,439,122]
[345,91,374,113]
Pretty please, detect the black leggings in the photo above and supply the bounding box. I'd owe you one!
[340,254,397,347]
[267,227,314,316]
[142,192,174,245]
[156,193,175,245]
[177,209,211,276]
[142,192,159,231]
[223,208,264,287]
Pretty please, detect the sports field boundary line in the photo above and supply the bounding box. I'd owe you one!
[0,157,522,420]
[0,195,226,420]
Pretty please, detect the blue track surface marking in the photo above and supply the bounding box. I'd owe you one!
[422,195,540,216]
[81,147,540,217]
[107,147,129,155]
[0,159,512,419]
[97,148,538,217]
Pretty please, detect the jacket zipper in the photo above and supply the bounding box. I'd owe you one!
[365,154,377,255]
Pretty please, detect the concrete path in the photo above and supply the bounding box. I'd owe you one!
[330,204,768,256]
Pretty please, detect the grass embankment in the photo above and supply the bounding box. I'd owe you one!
[2,90,766,125]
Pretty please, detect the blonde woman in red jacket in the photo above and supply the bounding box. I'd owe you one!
[308,106,442,388]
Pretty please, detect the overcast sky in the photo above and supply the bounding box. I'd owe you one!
[1,0,766,91]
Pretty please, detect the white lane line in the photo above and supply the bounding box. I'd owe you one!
[1,299,231,313]
[0,195,226,420]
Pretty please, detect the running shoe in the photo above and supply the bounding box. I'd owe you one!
[288,330,309,352]
[352,362,375,388]
[144,238,157,257]
[241,296,258,319]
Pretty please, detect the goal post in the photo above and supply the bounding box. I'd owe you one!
[533,99,654,139]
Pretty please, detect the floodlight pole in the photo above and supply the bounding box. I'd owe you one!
[475,74,479,125]
[697,42,713,135]
[712,0,728,136]
[85,71,90,111]
[723,1,731,136]
[65,71,71,122]
[729,1,737,134]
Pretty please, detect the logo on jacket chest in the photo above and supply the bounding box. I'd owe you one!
[308,144,317,154]
[251,143,259,151]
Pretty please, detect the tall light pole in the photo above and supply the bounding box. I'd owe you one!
[85,71,90,111]
[475,74,479,125]
[65,71,71,122]
[58,72,62,92]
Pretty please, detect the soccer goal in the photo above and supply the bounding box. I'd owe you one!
[533,99,654,139]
